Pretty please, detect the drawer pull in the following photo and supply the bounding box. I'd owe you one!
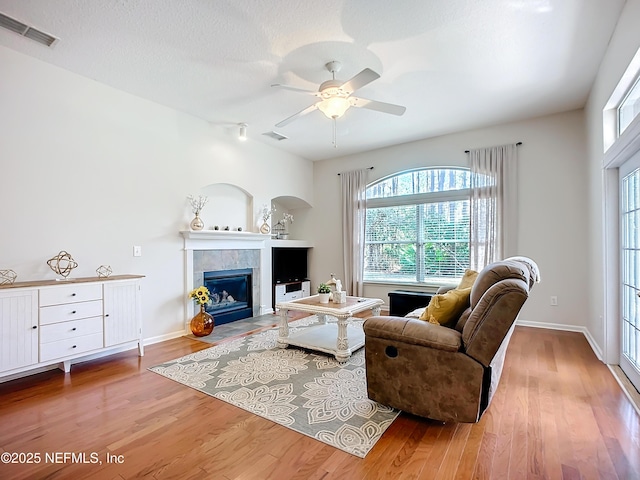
[72,345,77,349]
[71,293,76,296]
[105,314,109,317]
[72,327,77,331]
[71,311,77,314]
[32,325,37,329]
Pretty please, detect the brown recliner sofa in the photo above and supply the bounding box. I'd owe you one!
[363,257,539,423]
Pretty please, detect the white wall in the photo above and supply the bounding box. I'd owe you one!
[304,110,589,326]
[0,46,313,341]
[585,0,640,358]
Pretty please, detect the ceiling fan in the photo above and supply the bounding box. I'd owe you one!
[272,61,406,145]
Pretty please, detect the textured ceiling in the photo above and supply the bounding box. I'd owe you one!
[0,0,626,161]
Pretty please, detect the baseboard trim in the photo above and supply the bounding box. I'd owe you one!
[516,319,604,361]
[144,330,189,346]
[608,365,640,417]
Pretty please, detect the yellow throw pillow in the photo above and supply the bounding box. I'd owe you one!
[457,269,479,290]
[419,287,472,326]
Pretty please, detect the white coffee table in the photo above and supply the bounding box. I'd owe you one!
[276,295,383,362]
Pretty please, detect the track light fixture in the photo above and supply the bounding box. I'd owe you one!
[238,123,248,141]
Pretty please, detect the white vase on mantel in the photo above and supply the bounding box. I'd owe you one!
[190,213,204,231]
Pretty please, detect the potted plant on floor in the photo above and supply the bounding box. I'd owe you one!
[317,283,331,304]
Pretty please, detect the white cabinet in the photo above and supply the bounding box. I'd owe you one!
[0,289,38,373]
[273,280,311,308]
[38,283,105,368]
[0,275,143,379]
[104,280,143,354]
[274,284,286,304]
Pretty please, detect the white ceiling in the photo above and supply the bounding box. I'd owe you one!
[0,0,625,161]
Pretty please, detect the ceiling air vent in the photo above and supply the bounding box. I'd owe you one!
[262,131,288,141]
[0,12,58,47]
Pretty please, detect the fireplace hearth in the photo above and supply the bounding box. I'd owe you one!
[203,268,253,325]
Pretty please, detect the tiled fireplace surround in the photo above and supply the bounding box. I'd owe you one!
[181,231,273,331]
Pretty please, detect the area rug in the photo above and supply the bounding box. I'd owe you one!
[149,316,399,457]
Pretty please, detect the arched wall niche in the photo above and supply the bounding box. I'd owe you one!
[271,195,312,211]
[197,183,253,231]
[270,195,312,238]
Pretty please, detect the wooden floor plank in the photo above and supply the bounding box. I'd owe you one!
[0,326,639,480]
[396,421,439,480]
[434,423,472,480]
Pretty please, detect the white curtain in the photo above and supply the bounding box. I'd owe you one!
[341,169,368,296]
[468,144,518,270]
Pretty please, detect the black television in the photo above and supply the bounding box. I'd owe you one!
[272,247,308,283]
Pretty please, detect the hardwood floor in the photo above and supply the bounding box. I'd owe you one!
[0,321,639,479]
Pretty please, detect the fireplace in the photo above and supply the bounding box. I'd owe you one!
[203,268,253,325]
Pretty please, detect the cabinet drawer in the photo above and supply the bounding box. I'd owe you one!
[40,317,103,344]
[40,332,104,362]
[40,300,103,326]
[284,292,301,301]
[39,284,102,307]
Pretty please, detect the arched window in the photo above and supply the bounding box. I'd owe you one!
[365,168,471,285]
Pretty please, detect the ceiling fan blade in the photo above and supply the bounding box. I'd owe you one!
[350,97,406,116]
[275,103,319,127]
[271,83,318,95]
[340,68,380,94]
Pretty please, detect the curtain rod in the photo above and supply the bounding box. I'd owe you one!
[337,166,374,176]
[465,141,522,153]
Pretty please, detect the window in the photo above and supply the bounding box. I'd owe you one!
[364,168,470,284]
[618,74,640,136]
[603,46,640,152]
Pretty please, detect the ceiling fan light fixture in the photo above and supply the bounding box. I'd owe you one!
[317,96,351,119]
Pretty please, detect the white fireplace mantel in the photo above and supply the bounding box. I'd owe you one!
[180,230,314,250]
[180,230,268,251]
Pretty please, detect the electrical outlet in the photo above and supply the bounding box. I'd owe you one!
[550,296,558,306]
[133,245,142,257]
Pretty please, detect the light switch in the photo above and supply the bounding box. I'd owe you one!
[133,245,142,257]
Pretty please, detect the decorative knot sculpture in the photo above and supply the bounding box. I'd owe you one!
[47,251,78,279]
[0,269,17,285]
[96,265,112,278]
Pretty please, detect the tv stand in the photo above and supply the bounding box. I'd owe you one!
[273,280,310,310]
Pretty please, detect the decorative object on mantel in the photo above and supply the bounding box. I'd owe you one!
[188,286,214,337]
[96,265,112,278]
[280,213,294,239]
[0,269,17,285]
[187,194,209,231]
[47,251,78,279]
[273,220,285,239]
[224,226,230,231]
[260,204,276,234]
[317,283,331,303]
[213,225,219,230]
